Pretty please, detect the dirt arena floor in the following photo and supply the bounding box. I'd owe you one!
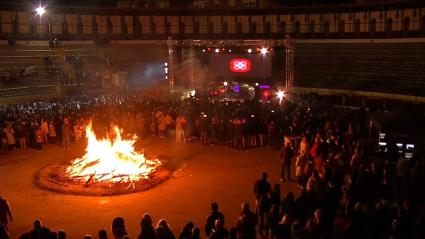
[0,138,299,238]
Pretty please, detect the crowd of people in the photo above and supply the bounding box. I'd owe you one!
[0,92,424,239]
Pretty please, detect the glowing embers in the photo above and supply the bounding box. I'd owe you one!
[65,123,161,184]
[230,58,252,73]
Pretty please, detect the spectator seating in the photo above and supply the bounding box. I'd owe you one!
[294,43,425,96]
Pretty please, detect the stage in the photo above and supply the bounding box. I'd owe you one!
[0,138,298,238]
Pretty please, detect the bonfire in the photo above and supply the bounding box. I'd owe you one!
[65,123,161,184]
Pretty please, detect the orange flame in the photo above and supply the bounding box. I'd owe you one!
[66,123,161,183]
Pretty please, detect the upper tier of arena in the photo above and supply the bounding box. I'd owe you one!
[0,1,424,40]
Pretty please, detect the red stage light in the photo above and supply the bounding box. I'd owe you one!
[219,88,226,94]
[262,90,270,97]
[230,58,252,73]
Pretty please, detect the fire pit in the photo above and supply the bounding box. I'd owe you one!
[35,123,172,196]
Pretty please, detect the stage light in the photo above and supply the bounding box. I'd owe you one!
[277,91,285,99]
[255,82,259,86]
[262,90,270,97]
[202,49,206,52]
[215,48,220,53]
[35,6,45,16]
[223,81,228,86]
[165,76,168,79]
[164,62,168,66]
[247,48,253,53]
[228,49,232,53]
[261,48,268,54]
[190,90,196,97]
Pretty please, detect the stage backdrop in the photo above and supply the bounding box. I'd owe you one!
[209,53,272,78]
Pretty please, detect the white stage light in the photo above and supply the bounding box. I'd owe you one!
[35,6,45,16]
[223,81,228,86]
[247,49,252,53]
[261,48,268,54]
[215,48,220,53]
[277,91,285,99]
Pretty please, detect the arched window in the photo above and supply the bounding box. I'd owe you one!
[193,22,199,35]
[208,22,214,34]
[121,18,127,35]
[92,19,98,35]
[107,18,113,35]
[322,21,330,33]
[149,22,154,34]
[279,21,286,34]
[370,18,376,33]
[422,16,425,33]
[77,17,83,35]
[386,18,392,32]
[309,20,315,33]
[165,22,171,34]
[265,21,271,34]
[293,21,300,33]
[179,22,185,35]
[250,22,257,34]
[402,17,410,32]
[338,20,345,33]
[236,22,242,34]
[222,22,228,34]
[354,19,360,33]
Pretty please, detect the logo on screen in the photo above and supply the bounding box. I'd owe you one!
[230,59,251,73]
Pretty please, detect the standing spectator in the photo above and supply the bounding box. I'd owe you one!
[1,127,7,153]
[236,203,258,239]
[155,219,175,239]
[205,203,225,237]
[29,219,51,239]
[209,219,229,239]
[112,217,128,239]
[15,122,28,150]
[175,115,187,143]
[273,214,291,239]
[41,118,49,143]
[3,123,16,151]
[178,222,194,239]
[305,209,325,239]
[48,120,57,144]
[0,196,12,228]
[62,118,72,149]
[253,172,271,210]
[138,215,156,239]
[280,136,294,182]
[34,126,44,150]
[0,224,10,239]
[295,150,311,187]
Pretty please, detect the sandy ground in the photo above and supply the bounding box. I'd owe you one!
[0,138,298,238]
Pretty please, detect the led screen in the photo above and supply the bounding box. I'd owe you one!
[209,53,272,78]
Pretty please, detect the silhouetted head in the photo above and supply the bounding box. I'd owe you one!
[182,222,195,234]
[142,213,153,225]
[83,235,92,239]
[262,172,268,180]
[157,219,168,228]
[241,202,250,212]
[192,227,200,238]
[211,202,219,211]
[58,230,66,239]
[112,217,125,228]
[98,230,107,239]
[33,220,42,230]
